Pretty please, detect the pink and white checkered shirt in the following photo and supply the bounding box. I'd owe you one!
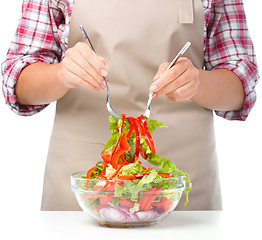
[1,0,259,120]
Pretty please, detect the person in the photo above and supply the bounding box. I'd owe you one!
[1,0,259,211]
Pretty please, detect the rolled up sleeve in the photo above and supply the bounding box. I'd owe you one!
[204,0,259,121]
[1,0,65,116]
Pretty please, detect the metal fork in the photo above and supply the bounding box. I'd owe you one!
[144,41,191,118]
[80,25,121,120]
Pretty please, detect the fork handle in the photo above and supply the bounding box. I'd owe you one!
[165,41,191,73]
[145,42,191,118]
[80,25,96,52]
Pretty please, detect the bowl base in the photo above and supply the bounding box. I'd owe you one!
[98,220,159,228]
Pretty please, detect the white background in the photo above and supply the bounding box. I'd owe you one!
[0,0,261,232]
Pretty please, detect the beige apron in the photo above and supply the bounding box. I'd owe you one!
[41,0,222,211]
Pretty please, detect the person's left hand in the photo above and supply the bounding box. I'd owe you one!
[149,57,200,102]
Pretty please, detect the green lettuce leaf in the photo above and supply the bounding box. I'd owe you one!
[121,161,144,176]
[138,170,158,186]
[114,181,143,200]
[108,116,118,134]
[146,119,167,134]
[105,116,131,151]
[105,116,191,206]
[104,133,119,151]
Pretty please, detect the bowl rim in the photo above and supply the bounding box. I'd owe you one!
[71,171,186,181]
[71,171,186,193]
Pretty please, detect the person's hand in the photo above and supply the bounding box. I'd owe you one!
[149,57,199,102]
[58,42,108,91]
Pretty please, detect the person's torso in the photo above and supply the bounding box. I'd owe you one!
[41,0,222,211]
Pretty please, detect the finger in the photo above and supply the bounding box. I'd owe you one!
[64,57,104,90]
[98,56,110,84]
[65,70,101,91]
[153,62,170,82]
[150,63,187,96]
[68,49,105,86]
[76,42,108,77]
[166,79,198,102]
[153,67,191,97]
[99,56,106,65]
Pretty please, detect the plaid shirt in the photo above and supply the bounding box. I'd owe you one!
[1,0,259,120]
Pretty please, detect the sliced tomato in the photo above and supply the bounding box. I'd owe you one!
[99,195,112,207]
[81,193,98,201]
[139,196,154,211]
[105,182,115,192]
[139,186,160,211]
[119,198,134,208]
[161,197,173,211]
[84,180,90,189]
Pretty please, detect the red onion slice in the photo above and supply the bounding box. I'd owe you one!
[100,205,160,223]
[136,210,159,221]
[99,206,128,223]
[126,212,139,222]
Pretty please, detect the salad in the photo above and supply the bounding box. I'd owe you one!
[75,114,192,225]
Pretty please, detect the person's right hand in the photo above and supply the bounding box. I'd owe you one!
[59,42,108,91]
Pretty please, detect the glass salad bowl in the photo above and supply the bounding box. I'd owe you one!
[71,171,185,228]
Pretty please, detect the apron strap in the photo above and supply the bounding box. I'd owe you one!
[179,0,194,24]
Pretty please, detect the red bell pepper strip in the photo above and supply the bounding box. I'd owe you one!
[139,186,159,211]
[134,173,150,179]
[140,115,156,154]
[136,116,146,137]
[134,172,172,179]
[111,134,131,168]
[109,164,122,180]
[117,174,137,180]
[101,149,113,168]
[126,117,140,162]
[126,117,134,139]
[94,175,107,180]
[145,167,153,172]
[119,154,130,166]
[101,114,128,169]
[111,114,126,159]
[132,118,140,161]
[139,145,147,159]
[135,115,156,154]
[158,172,172,178]
[99,168,107,177]
[93,181,110,192]
[86,166,97,179]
